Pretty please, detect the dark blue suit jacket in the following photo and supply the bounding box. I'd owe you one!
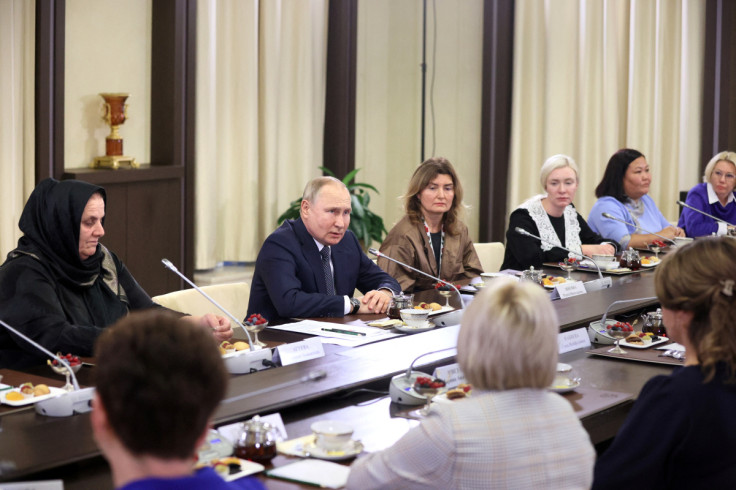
[247,218,400,325]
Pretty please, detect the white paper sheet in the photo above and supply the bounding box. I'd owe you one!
[266,459,351,489]
[269,320,403,347]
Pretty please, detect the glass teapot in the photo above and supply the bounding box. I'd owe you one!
[643,308,666,336]
[521,266,543,285]
[388,292,413,319]
[233,415,278,464]
[619,249,641,271]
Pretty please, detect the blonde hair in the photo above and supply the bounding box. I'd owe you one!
[403,157,465,236]
[655,236,736,383]
[540,154,579,190]
[457,278,558,390]
[702,151,736,182]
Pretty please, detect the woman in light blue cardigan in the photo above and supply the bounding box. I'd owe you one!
[588,148,684,249]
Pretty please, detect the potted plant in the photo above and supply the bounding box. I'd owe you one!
[277,167,387,250]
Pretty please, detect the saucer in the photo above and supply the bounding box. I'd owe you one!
[549,379,580,394]
[394,321,436,333]
[304,439,364,461]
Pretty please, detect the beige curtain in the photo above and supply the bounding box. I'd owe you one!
[356,0,484,240]
[509,0,705,224]
[0,0,35,257]
[195,0,328,269]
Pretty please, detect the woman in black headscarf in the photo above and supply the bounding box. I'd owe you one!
[0,178,232,368]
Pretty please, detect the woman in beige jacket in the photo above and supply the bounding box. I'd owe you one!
[378,157,483,292]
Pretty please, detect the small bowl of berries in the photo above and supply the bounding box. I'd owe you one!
[48,352,82,374]
[243,313,268,347]
[605,321,633,354]
[412,376,446,416]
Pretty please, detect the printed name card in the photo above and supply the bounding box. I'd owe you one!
[558,327,591,354]
[555,280,587,299]
[276,337,325,366]
[433,363,467,388]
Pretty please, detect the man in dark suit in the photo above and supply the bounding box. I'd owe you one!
[247,177,400,324]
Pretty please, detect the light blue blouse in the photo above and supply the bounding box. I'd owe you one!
[588,195,671,248]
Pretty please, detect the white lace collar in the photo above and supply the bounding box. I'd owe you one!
[518,194,582,255]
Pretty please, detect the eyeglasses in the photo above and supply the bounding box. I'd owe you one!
[713,170,736,181]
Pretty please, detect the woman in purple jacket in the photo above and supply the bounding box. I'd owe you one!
[677,151,736,237]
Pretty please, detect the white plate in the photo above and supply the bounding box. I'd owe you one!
[640,259,660,268]
[303,439,363,461]
[1,386,67,406]
[619,336,669,349]
[427,305,454,316]
[542,277,569,289]
[549,379,580,394]
[394,321,436,334]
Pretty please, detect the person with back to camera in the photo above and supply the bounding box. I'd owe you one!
[247,176,400,325]
[501,154,617,271]
[593,236,736,488]
[377,157,483,292]
[677,150,736,237]
[587,148,685,249]
[0,178,232,369]
[92,310,264,489]
[346,278,595,489]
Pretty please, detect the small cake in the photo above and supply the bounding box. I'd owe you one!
[625,334,643,344]
[34,384,51,396]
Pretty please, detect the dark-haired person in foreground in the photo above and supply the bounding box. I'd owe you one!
[92,310,264,490]
[593,237,736,488]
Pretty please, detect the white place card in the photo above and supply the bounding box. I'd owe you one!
[433,363,466,388]
[558,327,591,354]
[276,337,325,366]
[554,280,587,299]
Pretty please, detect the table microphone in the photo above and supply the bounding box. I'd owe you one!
[161,258,255,349]
[0,320,94,417]
[587,297,657,344]
[677,200,736,227]
[161,259,272,373]
[389,347,457,405]
[514,227,612,291]
[601,212,676,245]
[368,248,464,308]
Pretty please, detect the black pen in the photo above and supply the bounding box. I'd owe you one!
[320,327,366,336]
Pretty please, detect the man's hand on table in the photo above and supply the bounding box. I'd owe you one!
[357,289,393,314]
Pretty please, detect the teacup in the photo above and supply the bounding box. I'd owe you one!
[672,236,694,247]
[400,308,430,328]
[311,420,353,451]
[554,362,575,387]
[591,254,616,268]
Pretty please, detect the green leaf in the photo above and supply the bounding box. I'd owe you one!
[351,194,365,218]
[319,166,336,177]
[342,168,361,185]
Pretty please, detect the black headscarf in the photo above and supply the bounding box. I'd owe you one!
[13,178,107,286]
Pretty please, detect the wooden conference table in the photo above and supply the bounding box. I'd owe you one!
[0,266,674,488]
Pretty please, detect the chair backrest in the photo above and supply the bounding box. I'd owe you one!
[474,242,505,273]
[152,282,250,321]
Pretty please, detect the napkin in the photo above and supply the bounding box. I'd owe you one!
[266,459,351,489]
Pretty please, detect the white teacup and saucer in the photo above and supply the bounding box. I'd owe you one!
[306,420,363,461]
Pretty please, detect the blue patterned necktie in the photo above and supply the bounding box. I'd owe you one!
[320,246,335,295]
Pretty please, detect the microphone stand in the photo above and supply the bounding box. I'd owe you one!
[601,213,676,245]
[0,320,94,417]
[677,200,736,227]
[587,297,657,344]
[514,228,612,291]
[161,259,272,374]
[388,347,458,406]
[368,248,464,308]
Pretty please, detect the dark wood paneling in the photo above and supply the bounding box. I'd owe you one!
[701,0,736,168]
[34,0,65,181]
[322,0,358,178]
[479,0,515,242]
[36,0,195,295]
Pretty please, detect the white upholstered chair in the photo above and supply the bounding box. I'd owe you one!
[152,282,250,320]
[473,242,505,273]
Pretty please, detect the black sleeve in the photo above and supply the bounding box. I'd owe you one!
[502,209,568,270]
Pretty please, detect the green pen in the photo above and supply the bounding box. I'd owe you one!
[320,327,366,336]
